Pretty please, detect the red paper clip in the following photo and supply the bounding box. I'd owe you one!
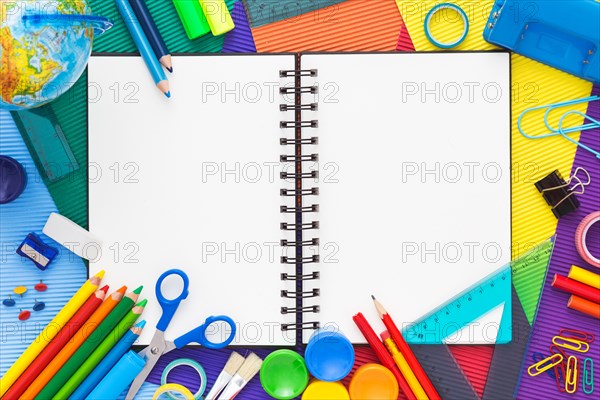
[555,362,566,393]
[559,328,595,343]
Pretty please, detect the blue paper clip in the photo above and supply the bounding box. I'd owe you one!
[584,358,594,394]
[518,96,600,159]
[16,233,58,271]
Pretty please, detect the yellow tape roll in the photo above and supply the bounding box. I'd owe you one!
[152,384,195,400]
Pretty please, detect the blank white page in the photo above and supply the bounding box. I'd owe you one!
[301,53,511,344]
[88,55,298,346]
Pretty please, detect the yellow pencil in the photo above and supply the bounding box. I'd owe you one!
[382,331,429,400]
[0,270,104,396]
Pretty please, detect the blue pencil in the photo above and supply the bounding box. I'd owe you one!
[68,321,146,400]
[128,0,173,72]
[115,0,170,97]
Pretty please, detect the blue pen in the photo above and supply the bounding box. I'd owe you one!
[69,321,146,400]
[114,0,171,98]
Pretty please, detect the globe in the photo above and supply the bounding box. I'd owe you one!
[0,0,94,110]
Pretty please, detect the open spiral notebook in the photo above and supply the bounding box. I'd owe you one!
[88,52,511,346]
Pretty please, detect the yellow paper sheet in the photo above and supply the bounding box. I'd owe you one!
[396,1,594,257]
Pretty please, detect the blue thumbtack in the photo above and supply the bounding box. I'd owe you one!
[3,295,16,307]
[33,300,46,312]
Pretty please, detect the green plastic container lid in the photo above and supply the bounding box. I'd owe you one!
[260,350,309,399]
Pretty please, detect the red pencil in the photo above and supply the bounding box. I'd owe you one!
[372,296,441,400]
[353,312,417,400]
[552,274,600,303]
[2,286,108,400]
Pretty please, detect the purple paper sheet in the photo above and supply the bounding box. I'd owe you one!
[517,86,600,399]
[222,1,257,53]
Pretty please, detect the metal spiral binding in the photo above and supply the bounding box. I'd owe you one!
[279,67,320,332]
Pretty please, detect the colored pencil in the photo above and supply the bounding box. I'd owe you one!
[34,286,142,400]
[129,0,173,72]
[115,0,170,97]
[172,0,211,39]
[568,295,600,319]
[199,0,235,36]
[552,274,600,303]
[568,265,600,290]
[373,296,441,400]
[34,287,142,399]
[382,331,429,400]
[353,312,416,400]
[2,286,108,400]
[0,271,104,397]
[20,286,127,399]
[56,300,147,399]
[70,321,146,399]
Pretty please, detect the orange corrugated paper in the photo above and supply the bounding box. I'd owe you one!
[252,0,403,52]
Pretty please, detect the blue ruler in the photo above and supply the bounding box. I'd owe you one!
[403,265,513,344]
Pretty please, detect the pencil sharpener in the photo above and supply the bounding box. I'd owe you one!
[16,233,58,271]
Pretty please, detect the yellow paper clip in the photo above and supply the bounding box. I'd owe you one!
[528,354,564,377]
[566,356,578,394]
[553,335,590,353]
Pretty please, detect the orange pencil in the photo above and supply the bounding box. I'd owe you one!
[20,286,129,399]
[568,295,600,319]
[3,286,108,400]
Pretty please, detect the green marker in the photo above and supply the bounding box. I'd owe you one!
[35,286,143,399]
[54,300,148,399]
[172,0,211,39]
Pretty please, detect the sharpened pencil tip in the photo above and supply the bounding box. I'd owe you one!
[371,294,376,300]
[136,299,148,307]
[100,285,109,293]
[165,91,171,98]
[167,67,173,73]
[95,270,106,279]
[133,285,143,294]
[136,320,147,328]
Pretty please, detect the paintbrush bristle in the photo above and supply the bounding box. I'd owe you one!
[237,353,263,382]
[223,351,245,376]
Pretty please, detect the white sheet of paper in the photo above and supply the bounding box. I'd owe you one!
[300,53,511,344]
[88,55,298,346]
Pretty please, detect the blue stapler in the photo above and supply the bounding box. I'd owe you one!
[484,0,600,84]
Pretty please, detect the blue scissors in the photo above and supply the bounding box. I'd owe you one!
[126,269,235,399]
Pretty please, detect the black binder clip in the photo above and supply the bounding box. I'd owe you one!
[535,168,591,218]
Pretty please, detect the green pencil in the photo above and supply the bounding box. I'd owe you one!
[35,286,143,400]
[54,300,147,399]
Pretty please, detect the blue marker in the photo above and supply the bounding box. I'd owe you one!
[114,0,171,98]
[69,321,146,400]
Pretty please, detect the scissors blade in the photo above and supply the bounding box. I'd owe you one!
[163,340,177,355]
[125,331,167,400]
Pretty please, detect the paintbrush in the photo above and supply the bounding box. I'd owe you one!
[216,353,263,400]
[205,352,245,400]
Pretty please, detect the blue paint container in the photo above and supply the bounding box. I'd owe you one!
[305,328,355,382]
[0,155,26,204]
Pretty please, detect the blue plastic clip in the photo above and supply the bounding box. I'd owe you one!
[518,96,600,160]
[16,233,58,271]
[484,0,600,84]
